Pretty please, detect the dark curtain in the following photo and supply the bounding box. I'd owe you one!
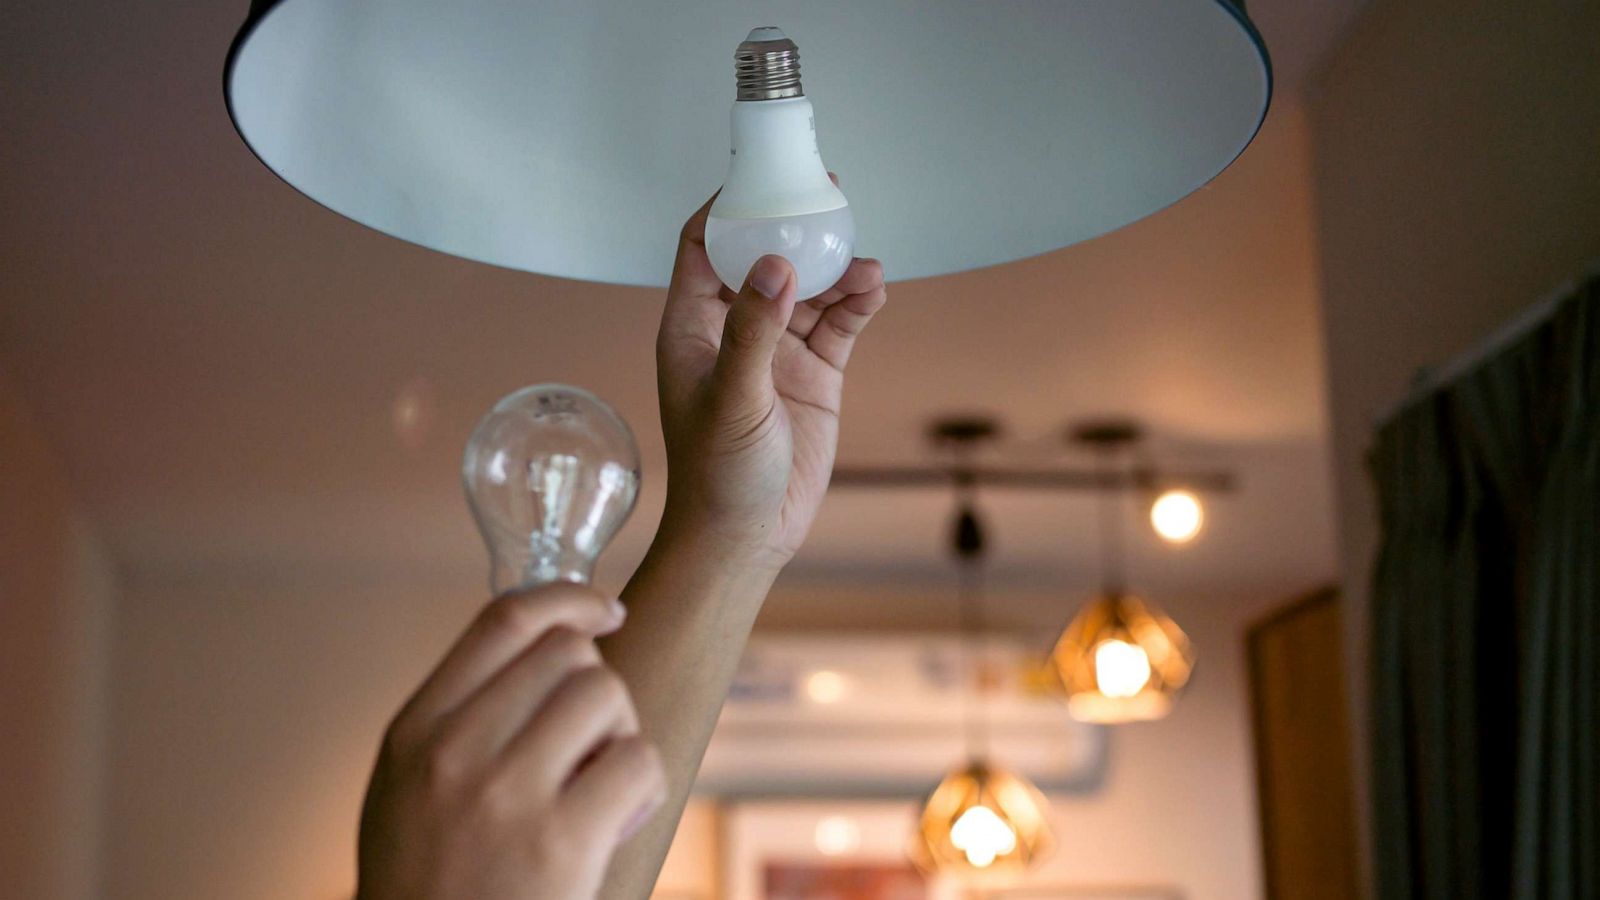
[1372,273,1599,900]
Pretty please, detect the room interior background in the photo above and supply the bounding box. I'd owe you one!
[3,0,1599,898]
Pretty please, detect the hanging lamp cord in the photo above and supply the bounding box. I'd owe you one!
[952,470,991,765]
[1097,446,1128,598]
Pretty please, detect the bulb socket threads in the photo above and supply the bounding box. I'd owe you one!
[735,28,803,101]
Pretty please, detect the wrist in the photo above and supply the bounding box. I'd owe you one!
[654,489,794,576]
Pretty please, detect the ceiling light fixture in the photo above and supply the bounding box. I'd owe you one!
[912,419,1053,875]
[224,3,1270,286]
[1050,421,1196,724]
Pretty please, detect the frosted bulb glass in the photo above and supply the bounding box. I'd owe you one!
[706,207,855,301]
[950,805,1017,868]
[461,384,640,592]
[706,27,855,300]
[1151,489,1204,543]
[1094,639,1153,699]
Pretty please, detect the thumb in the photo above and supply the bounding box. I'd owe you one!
[713,255,796,396]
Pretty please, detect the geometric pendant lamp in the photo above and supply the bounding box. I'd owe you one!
[913,422,1053,875]
[1052,591,1197,723]
[225,1,1269,286]
[1051,421,1196,724]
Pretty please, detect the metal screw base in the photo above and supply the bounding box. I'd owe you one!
[735,27,803,101]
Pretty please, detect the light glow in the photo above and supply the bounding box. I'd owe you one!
[949,804,1018,868]
[1094,639,1152,698]
[814,815,862,856]
[1151,490,1204,543]
[803,669,849,704]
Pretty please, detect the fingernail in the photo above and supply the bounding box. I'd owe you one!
[621,795,663,842]
[749,257,788,300]
[607,597,627,622]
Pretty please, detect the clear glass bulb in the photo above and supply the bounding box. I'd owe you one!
[705,27,855,300]
[461,384,640,592]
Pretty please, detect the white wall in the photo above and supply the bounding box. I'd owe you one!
[0,372,113,900]
[1307,0,1600,888]
[103,577,480,900]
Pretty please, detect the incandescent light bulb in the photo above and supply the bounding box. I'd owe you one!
[950,804,1018,868]
[706,27,855,300]
[462,384,640,592]
[1093,638,1153,698]
[1151,489,1204,543]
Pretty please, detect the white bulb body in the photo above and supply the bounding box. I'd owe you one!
[707,97,854,300]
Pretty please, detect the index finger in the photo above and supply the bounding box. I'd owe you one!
[390,585,626,742]
[667,190,724,305]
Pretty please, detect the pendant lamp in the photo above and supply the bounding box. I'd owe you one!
[224,1,1270,286]
[913,422,1053,874]
[1052,422,1196,724]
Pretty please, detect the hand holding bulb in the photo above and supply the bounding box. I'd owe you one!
[592,192,887,899]
[649,28,883,568]
[657,191,886,569]
[354,386,665,900]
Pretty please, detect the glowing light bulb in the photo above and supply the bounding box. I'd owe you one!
[706,27,855,301]
[950,804,1017,868]
[1094,639,1152,698]
[1151,489,1204,543]
[462,385,640,592]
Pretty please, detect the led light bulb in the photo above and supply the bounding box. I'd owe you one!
[1093,638,1153,698]
[462,384,640,592]
[706,27,855,300]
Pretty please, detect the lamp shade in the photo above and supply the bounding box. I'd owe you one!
[225,0,1271,286]
[913,760,1053,874]
[1052,592,1196,723]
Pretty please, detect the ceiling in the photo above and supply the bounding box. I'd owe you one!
[0,0,1366,626]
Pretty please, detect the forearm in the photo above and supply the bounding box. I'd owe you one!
[596,519,780,900]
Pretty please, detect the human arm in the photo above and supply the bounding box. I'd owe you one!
[598,190,887,897]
